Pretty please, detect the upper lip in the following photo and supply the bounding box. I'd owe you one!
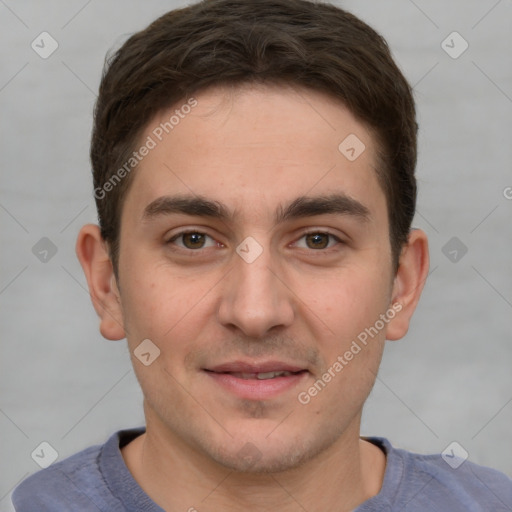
[205,360,307,373]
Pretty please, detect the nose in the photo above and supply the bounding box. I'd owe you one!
[217,245,295,338]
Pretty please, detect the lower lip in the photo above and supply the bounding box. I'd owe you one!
[204,371,308,400]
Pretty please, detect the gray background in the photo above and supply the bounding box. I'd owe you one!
[1,0,511,509]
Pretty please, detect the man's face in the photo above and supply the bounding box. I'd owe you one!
[116,84,398,471]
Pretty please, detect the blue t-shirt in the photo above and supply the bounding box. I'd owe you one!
[12,427,512,511]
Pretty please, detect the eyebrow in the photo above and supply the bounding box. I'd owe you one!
[142,193,371,224]
[142,195,231,221]
[275,194,370,223]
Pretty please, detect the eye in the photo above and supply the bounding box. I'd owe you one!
[294,232,341,250]
[167,231,218,250]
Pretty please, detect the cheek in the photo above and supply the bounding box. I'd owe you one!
[297,263,392,339]
[119,264,217,350]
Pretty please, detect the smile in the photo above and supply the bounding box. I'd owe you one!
[225,371,296,380]
[203,362,309,400]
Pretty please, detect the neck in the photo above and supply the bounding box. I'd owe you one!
[122,405,386,511]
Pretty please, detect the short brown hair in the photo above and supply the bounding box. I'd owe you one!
[91,0,417,273]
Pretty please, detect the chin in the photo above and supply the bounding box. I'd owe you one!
[214,447,308,474]
[205,428,338,474]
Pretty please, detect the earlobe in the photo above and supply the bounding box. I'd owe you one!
[75,224,126,340]
[385,229,429,341]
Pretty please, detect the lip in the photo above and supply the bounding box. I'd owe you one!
[207,360,306,373]
[203,360,309,400]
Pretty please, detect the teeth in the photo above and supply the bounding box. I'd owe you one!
[228,371,293,380]
[257,371,292,380]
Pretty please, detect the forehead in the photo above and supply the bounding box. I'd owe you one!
[122,84,387,226]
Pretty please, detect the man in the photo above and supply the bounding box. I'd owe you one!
[13,0,512,510]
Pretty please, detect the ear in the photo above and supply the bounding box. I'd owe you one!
[75,224,126,340]
[385,228,429,341]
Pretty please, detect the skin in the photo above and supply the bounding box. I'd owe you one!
[77,84,429,511]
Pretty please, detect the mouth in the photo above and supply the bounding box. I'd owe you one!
[218,370,303,380]
[203,361,309,400]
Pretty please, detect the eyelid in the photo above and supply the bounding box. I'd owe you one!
[291,229,344,250]
[165,226,216,240]
[165,227,345,251]
[166,229,219,249]
[296,228,344,240]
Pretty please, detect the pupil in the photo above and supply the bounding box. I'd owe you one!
[184,233,205,248]
[307,233,328,249]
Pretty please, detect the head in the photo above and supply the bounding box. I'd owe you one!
[90,0,418,275]
[77,0,428,473]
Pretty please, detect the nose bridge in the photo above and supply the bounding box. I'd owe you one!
[217,242,295,336]
[237,251,276,303]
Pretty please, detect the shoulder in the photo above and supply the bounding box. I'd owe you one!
[371,438,512,511]
[11,429,142,512]
[12,444,106,511]
[406,450,512,509]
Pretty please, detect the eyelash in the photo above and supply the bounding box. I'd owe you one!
[292,230,343,252]
[165,231,220,256]
[166,229,343,252]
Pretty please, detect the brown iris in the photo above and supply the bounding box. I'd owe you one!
[305,233,329,249]
[182,232,206,249]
